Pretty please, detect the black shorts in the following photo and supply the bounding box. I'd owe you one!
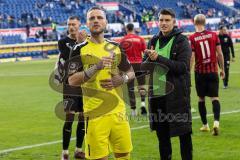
[195,72,219,97]
[63,95,83,113]
[132,63,145,86]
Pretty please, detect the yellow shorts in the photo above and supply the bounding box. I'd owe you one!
[85,112,133,159]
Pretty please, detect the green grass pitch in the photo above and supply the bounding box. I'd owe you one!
[0,44,240,160]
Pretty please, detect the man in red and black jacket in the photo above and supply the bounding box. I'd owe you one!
[120,23,147,116]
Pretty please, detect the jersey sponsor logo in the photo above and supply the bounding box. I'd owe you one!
[119,41,132,52]
[68,62,79,74]
[124,38,141,42]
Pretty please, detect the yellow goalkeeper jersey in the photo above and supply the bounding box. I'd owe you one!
[72,38,131,118]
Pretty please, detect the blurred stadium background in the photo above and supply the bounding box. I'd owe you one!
[0,0,240,159]
[0,0,240,61]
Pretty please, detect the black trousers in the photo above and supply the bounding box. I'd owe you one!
[156,123,192,160]
[154,98,192,160]
[127,63,145,109]
[223,60,230,87]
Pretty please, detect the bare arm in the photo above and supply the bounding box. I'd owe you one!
[68,57,113,86]
[216,45,224,71]
[100,66,135,90]
[125,66,135,81]
[190,52,195,72]
[100,47,135,90]
[68,71,85,86]
[68,65,97,86]
[216,45,225,79]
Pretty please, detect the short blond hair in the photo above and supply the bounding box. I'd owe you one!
[194,14,206,26]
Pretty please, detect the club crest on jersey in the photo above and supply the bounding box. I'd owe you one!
[68,62,79,74]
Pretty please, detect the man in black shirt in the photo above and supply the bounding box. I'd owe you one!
[218,26,235,89]
[56,16,87,160]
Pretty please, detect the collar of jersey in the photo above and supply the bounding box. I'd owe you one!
[88,37,106,45]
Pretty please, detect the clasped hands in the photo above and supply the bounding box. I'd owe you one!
[95,53,124,90]
[144,46,158,61]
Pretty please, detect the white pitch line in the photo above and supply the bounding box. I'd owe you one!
[0,109,240,154]
[0,140,64,154]
[131,125,149,130]
[192,109,240,120]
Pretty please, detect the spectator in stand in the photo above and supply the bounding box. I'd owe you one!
[48,28,58,41]
[25,24,30,37]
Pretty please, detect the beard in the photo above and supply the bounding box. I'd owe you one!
[90,28,105,35]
